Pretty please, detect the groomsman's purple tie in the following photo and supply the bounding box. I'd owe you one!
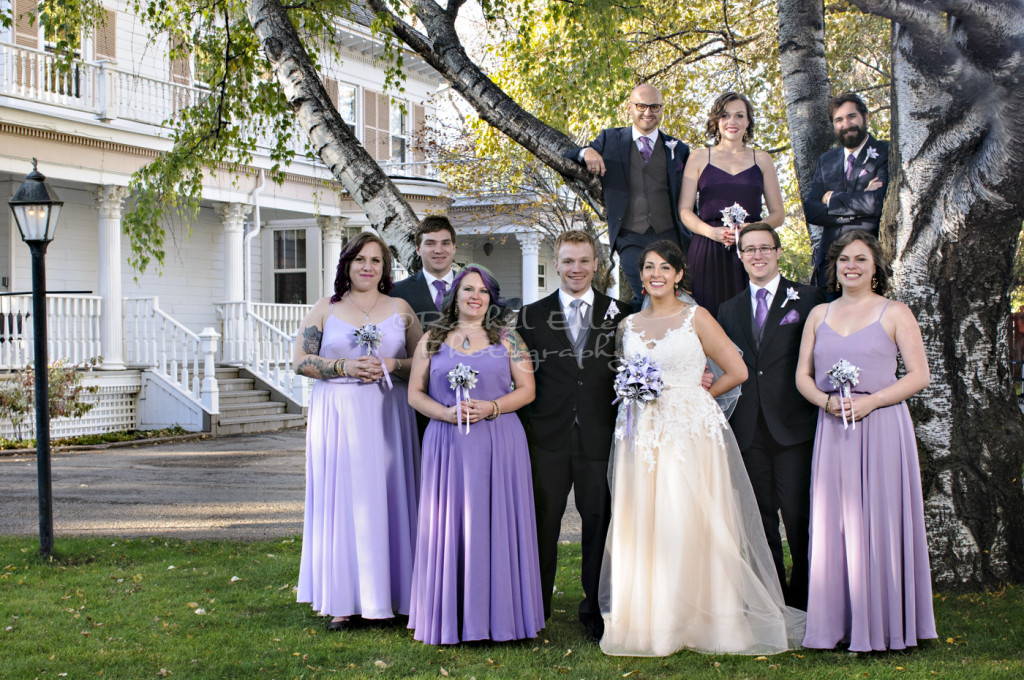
[432,280,448,310]
[845,153,856,182]
[755,288,769,330]
[639,136,653,163]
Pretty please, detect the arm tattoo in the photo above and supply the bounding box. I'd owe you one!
[507,329,529,364]
[301,325,323,354]
[296,356,341,379]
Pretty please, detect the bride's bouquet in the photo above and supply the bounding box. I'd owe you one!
[827,358,861,430]
[613,354,665,438]
[720,203,748,256]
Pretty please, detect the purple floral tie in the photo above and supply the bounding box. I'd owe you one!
[639,136,653,163]
[845,153,856,182]
[755,288,769,330]
[432,280,447,310]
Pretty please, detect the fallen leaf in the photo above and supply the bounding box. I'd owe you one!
[564,649,572,657]
[166,566,175,570]
[80,630,91,636]
[193,608,206,615]
[440,667,449,677]
[158,669,170,677]
[230,576,240,583]
[374,660,390,668]
[755,656,768,661]
[622,672,640,678]
[186,602,199,609]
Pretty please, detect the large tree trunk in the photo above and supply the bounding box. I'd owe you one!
[851,0,1024,589]
[777,0,834,256]
[246,0,420,265]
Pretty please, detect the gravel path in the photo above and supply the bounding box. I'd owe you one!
[0,429,582,542]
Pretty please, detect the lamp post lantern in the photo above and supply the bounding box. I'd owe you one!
[9,158,63,557]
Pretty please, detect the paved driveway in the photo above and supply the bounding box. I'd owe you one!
[0,429,582,542]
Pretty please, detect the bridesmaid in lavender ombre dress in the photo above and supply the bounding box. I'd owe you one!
[407,265,544,645]
[293,233,422,631]
[796,231,936,652]
[680,92,785,318]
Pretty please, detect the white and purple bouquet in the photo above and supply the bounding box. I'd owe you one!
[827,358,861,430]
[353,323,392,389]
[720,202,748,257]
[612,354,664,439]
[447,362,479,434]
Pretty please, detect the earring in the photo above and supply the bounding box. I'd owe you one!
[833,280,841,292]
[641,287,647,296]
[872,275,878,290]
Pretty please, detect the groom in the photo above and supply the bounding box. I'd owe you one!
[718,222,824,609]
[516,230,628,640]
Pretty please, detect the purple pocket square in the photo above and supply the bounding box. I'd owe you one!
[859,169,870,177]
[780,309,800,325]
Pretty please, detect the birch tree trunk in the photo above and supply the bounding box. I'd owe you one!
[777,0,834,256]
[246,0,420,265]
[850,0,1024,589]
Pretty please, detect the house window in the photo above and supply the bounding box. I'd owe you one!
[338,83,357,135]
[273,229,307,304]
[390,100,408,163]
[537,263,546,289]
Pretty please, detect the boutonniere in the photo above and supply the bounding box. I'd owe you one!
[604,301,620,320]
[865,146,879,160]
[665,139,678,160]
[780,287,799,309]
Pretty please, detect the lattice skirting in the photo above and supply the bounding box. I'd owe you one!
[0,372,143,442]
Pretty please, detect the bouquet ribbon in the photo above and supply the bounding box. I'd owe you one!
[455,384,470,434]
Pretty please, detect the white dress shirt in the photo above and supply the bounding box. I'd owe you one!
[558,287,595,328]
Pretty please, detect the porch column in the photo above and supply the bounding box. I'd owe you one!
[516,231,541,305]
[318,216,348,297]
[96,186,130,370]
[217,203,252,302]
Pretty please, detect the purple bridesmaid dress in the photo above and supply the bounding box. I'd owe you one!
[803,303,937,651]
[687,155,764,317]
[409,342,545,645]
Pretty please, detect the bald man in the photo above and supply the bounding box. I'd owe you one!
[567,84,691,309]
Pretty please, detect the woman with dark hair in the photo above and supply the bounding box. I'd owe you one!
[600,240,804,657]
[406,264,544,645]
[795,230,936,651]
[292,231,422,631]
[679,91,785,317]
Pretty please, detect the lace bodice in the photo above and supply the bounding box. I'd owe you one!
[615,306,729,469]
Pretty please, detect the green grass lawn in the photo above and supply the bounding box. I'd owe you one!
[1,536,1021,679]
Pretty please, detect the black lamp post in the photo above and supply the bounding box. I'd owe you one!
[8,158,63,557]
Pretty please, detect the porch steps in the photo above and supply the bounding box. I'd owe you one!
[213,367,305,435]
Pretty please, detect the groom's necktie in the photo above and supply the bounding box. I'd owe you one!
[755,288,769,332]
[845,153,856,183]
[432,280,448,310]
[639,136,653,163]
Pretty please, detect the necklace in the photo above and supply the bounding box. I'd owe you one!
[347,291,380,321]
[457,325,482,350]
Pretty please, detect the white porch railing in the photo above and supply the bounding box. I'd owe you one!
[0,294,102,369]
[123,297,219,413]
[216,302,310,406]
[250,302,312,337]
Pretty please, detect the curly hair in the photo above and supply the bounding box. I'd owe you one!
[425,264,513,356]
[638,240,691,294]
[825,230,891,295]
[705,91,756,144]
[330,232,394,302]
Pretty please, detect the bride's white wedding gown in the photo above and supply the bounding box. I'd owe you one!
[599,306,805,656]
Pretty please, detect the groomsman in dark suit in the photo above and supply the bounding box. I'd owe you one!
[718,222,825,609]
[516,230,628,640]
[567,84,690,309]
[803,92,889,289]
[392,215,457,328]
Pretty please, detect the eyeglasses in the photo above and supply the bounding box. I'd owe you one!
[740,245,778,256]
[630,102,663,113]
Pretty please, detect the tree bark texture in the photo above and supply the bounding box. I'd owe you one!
[364,0,606,217]
[777,0,834,257]
[246,0,420,266]
[853,0,1024,589]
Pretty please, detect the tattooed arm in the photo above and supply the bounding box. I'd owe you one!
[292,298,346,380]
[499,329,536,414]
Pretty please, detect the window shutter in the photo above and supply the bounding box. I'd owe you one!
[375,93,390,161]
[169,41,191,85]
[13,0,40,49]
[362,90,391,162]
[412,104,426,162]
[93,9,117,61]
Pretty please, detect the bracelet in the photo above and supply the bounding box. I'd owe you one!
[485,400,500,420]
[336,358,347,378]
[394,358,402,372]
[824,394,832,413]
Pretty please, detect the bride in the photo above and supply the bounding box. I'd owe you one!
[600,240,805,656]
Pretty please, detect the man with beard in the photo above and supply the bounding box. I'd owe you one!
[803,93,888,289]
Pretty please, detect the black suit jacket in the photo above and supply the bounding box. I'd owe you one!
[516,290,629,458]
[567,127,691,250]
[803,135,888,231]
[391,271,442,330]
[718,278,825,451]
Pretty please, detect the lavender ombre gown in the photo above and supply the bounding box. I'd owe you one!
[297,308,419,620]
[803,303,936,651]
[688,153,763,318]
[408,342,544,645]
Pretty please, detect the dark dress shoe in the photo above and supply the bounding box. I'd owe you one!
[327,618,348,631]
[581,615,604,642]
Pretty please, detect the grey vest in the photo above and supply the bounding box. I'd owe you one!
[623,138,674,234]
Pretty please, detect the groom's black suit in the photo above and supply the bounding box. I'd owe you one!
[516,289,627,633]
[718,277,824,609]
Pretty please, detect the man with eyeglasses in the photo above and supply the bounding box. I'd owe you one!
[567,83,690,310]
[718,222,825,610]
